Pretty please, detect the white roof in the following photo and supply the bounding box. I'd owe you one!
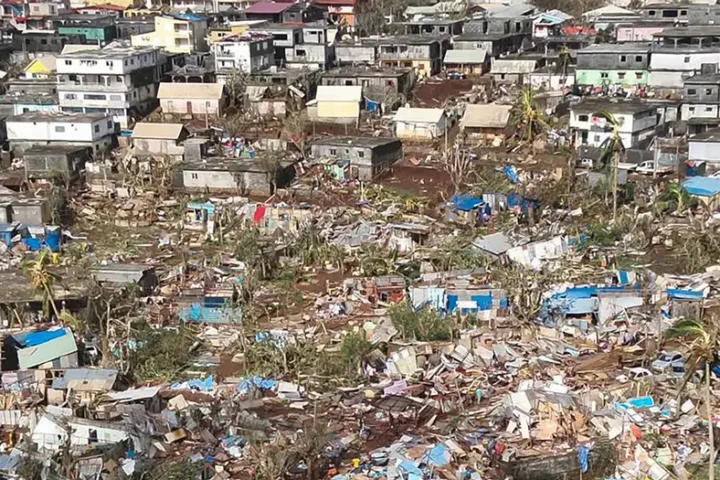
[444,49,488,64]
[132,122,186,140]
[461,104,512,129]
[582,4,635,17]
[316,85,362,102]
[61,44,101,55]
[394,107,445,124]
[157,82,225,100]
[490,58,537,74]
[102,386,161,402]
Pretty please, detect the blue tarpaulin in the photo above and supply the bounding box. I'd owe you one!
[426,443,452,466]
[237,376,277,393]
[502,165,520,184]
[450,194,484,211]
[683,177,720,197]
[667,288,704,299]
[577,445,589,473]
[23,328,66,347]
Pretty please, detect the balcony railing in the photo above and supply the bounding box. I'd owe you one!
[57,82,129,92]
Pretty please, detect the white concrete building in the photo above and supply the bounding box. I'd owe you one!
[56,42,164,127]
[7,111,115,153]
[393,107,448,140]
[569,99,658,150]
[212,32,274,81]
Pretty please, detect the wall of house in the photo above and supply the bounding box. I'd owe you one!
[336,44,376,64]
[395,119,445,139]
[24,153,73,175]
[684,82,720,103]
[161,98,221,115]
[58,49,160,75]
[528,72,575,90]
[689,140,720,162]
[134,138,185,157]
[11,103,59,115]
[182,169,271,193]
[575,69,648,86]
[317,100,359,120]
[286,43,333,67]
[683,103,719,119]
[12,203,49,225]
[615,25,665,42]
[577,52,649,70]
[7,118,114,142]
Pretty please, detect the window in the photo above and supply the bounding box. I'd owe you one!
[191,173,199,179]
[594,134,601,142]
[707,89,714,95]
[635,55,643,62]
[55,126,65,133]
[620,55,627,62]
[65,94,77,100]
[110,94,122,101]
[601,72,609,78]
[94,125,100,133]
[649,10,656,15]
[681,9,687,15]
[358,151,364,157]
[690,106,696,112]
[32,5,38,11]
[116,75,122,82]
[40,39,47,45]
[84,94,106,100]
[106,60,113,67]
[707,107,713,112]
[330,148,337,155]
[263,41,268,49]
[684,56,691,63]
[296,49,306,56]
[688,88,697,94]
[439,26,446,33]
[636,72,643,79]
[578,114,589,121]
[618,72,626,79]
[107,120,112,128]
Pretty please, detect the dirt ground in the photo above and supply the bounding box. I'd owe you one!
[379,165,453,200]
[412,78,480,107]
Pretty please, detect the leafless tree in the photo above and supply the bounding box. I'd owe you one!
[282,111,310,158]
[441,144,475,193]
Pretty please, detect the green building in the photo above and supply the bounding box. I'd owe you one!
[575,43,651,87]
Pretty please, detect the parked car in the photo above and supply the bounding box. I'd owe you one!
[577,158,594,169]
[618,367,654,383]
[652,351,683,372]
[634,160,674,175]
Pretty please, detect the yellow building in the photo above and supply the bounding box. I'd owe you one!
[131,14,208,54]
[311,85,362,125]
[24,55,56,79]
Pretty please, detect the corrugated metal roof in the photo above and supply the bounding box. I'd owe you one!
[52,368,118,391]
[132,122,185,140]
[316,85,362,102]
[488,3,534,17]
[157,82,225,100]
[246,85,270,101]
[60,44,101,55]
[490,59,537,74]
[18,328,77,369]
[244,2,292,14]
[102,386,161,402]
[444,49,487,64]
[461,104,512,128]
[393,107,445,124]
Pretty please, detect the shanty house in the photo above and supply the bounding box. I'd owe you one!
[683,177,720,210]
[393,107,448,139]
[490,58,537,84]
[174,157,296,195]
[23,145,90,180]
[460,104,512,140]
[32,415,129,453]
[47,368,118,406]
[443,49,488,75]
[310,85,362,124]
[689,128,720,163]
[132,122,189,160]
[310,136,402,180]
[4,328,79,371]
[158,83,226,117]
[90,264,159,295]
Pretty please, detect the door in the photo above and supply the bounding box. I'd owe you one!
[186,101,193,114]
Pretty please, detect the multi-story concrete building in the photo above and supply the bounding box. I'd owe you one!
[638,3,720,25]
[373,35,448,78]
[650,26,720,89]
[575,43,651,87]
[212,32,274,81]
[131,14,208,54]
[56,43,163,127]
[53,14,118,44]
[682,74,720,122]
[569,99,659,150]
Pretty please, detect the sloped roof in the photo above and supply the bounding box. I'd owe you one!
[393,107,445,124]
[582,4,636,18]
[25,55,56,74]
[157,82,225,100]
[316,85,362,102]
[61,44,101,55]
[488,3,534,17]
[132,122,186,140]
[244,2,292,14]
[461,104,512,129]
[491,58,537,74]
[444,49,487,64]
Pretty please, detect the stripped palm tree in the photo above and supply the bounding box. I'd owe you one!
[511,87,549,148]
[665,317,717,480]
[593,110,624,221]
[22,248,61,320]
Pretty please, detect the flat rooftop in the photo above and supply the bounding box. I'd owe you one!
[402,18,464,25]
[323,67,411,77]
[455,32,521,41]
[181,158,290,172]
[59,43,159,59]
[654,25,720,37]
[571,98,658,115]
[578,43,650,54]
[312,136,401,148]
[24,145,90,155]
[685,73,720,84]
[690,127,720,142]
[7,111,108,123]
[364,34,450,45]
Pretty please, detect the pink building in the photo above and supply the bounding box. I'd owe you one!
[615,24,668,42]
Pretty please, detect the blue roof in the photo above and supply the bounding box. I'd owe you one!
[682,177,720,196]
[450,194,484,211]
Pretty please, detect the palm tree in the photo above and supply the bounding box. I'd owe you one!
[22,248,61,320]
[665,317,718,480]
[511,87,549,147]
[593,110,624,221]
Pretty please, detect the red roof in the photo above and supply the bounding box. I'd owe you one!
[244,2,292,14]
[314,0,356,5]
